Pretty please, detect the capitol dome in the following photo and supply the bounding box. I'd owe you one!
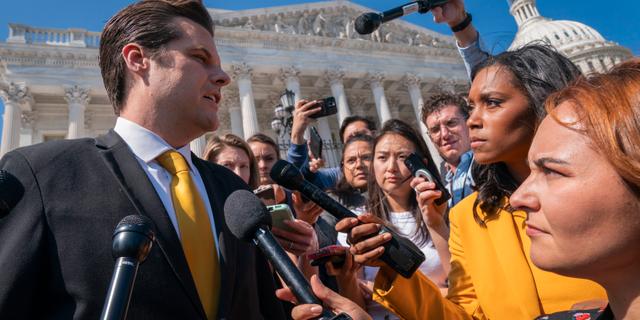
[507,0,632,73]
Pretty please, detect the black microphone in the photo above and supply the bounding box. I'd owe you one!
[355,0,449,35]
[224,190,350,320]
[270,160,425,278]
[0,170,24,218]
[101,215,155,320]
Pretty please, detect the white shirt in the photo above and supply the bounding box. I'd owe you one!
[113,117,220,255]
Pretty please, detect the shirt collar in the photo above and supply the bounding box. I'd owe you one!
[113,117,195,170]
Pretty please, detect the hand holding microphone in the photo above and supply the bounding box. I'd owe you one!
[355,0,449,35]
[270,160,425,278]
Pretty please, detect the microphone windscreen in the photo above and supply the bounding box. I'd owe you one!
[224,190,272,241]
[269,160,301,190]
[112,214,155,260]
[355,12,381,35]
[0,170,24,217]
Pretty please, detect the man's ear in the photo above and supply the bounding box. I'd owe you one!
[121,43,149,76]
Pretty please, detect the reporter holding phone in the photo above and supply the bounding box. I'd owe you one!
[362,119,450,319]
[335,45,607,320]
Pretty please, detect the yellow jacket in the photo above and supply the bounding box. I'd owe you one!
[372,192,606,320]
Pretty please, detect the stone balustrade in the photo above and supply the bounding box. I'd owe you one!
[7,23,101,48]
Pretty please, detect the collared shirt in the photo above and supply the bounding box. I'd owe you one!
[113,117,220,255]
[457,31,490,80]
[442,150,475,208]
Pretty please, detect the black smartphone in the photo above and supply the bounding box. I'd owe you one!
[309,97,337,119]
[254,185,276,204]
[308,245,346,268]
[308,126,323,160]
[404,153,451,205]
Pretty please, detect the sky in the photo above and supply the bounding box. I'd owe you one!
[0,0,638,139]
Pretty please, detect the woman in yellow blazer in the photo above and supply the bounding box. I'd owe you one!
[278,44,607,320]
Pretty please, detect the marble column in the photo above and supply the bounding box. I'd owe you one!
[190,135,207,158]
[231,62,259,139]
[0,82,33,156]
[280,65,301,101]
[404,74,428,134]
[366,72,392,124]
[325,67,351,125]
[223,90,243,138]
[64,85,91,139]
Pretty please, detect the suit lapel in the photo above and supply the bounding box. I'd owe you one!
[486,208,541,317]
[192,156,237,318]
[95,131,206,319]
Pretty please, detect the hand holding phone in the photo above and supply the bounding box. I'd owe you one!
[404,153,451,205]
[267,204,295,232]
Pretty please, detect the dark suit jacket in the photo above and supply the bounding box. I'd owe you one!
[0,130,286,320]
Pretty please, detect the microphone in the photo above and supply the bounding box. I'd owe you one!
[355,0,449,35]
[224,190,349,320]
[0,170,24,218]
[270,160,425,278]
[101,215,155,320]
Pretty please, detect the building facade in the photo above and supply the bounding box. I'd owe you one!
[0,0,470,165]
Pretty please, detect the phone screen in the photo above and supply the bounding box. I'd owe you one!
[308,126,323,159]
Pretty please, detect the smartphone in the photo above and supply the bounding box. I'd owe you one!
[308,245,346,268]
[267,204,295,232]
[403,153,451,205]
[308,126,323,160]
[309,97,337,119]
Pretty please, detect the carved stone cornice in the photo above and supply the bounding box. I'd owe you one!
[403,73,422,90]
[212,4,457,51]
[0,45,99,68]
[230,62,253,81]
[324,67,345,86]
[279,65,300,82]
[0,82,33,106]
[21,110,37,128]
[365,72,386,89]
[64,85,91,106]
[435,78,457,94]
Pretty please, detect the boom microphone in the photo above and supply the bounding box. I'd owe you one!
[224,190,350,320]
[101,215,155,320]
[355,0,449,35]
[270,160,425,278]
[0,170,24,218]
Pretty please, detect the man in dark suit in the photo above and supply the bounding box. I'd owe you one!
[0,1,285,319]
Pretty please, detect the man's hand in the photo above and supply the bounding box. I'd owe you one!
[411,177,447,228]
[291,99,321,145]
[275,275,372,320]
[273,219,318,256]
[335,214,391,267]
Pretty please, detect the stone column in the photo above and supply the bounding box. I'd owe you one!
[366,72,392,124]
[20,111,37,146]
[0,83,33,156]
[280,65,301,101]
[223,90,243,138]
[231,62,259,139]
[190,135,207,158]
[325,67,351,125]
[64,85,91,139]
[404,74,427,134]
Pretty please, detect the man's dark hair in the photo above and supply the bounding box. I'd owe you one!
[247,133,281,160]
[421,92,469,124]
[338,115,377,143]
[99,0,213,115]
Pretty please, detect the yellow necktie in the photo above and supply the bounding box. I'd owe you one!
[156,150,219,319]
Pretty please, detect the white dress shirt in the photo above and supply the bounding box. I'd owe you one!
[113,117,220,255]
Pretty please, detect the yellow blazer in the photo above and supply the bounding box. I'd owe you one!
[372,192,606,320]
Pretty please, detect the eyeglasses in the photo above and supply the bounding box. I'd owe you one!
[428,117,465,138]
[342,154,372,169]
